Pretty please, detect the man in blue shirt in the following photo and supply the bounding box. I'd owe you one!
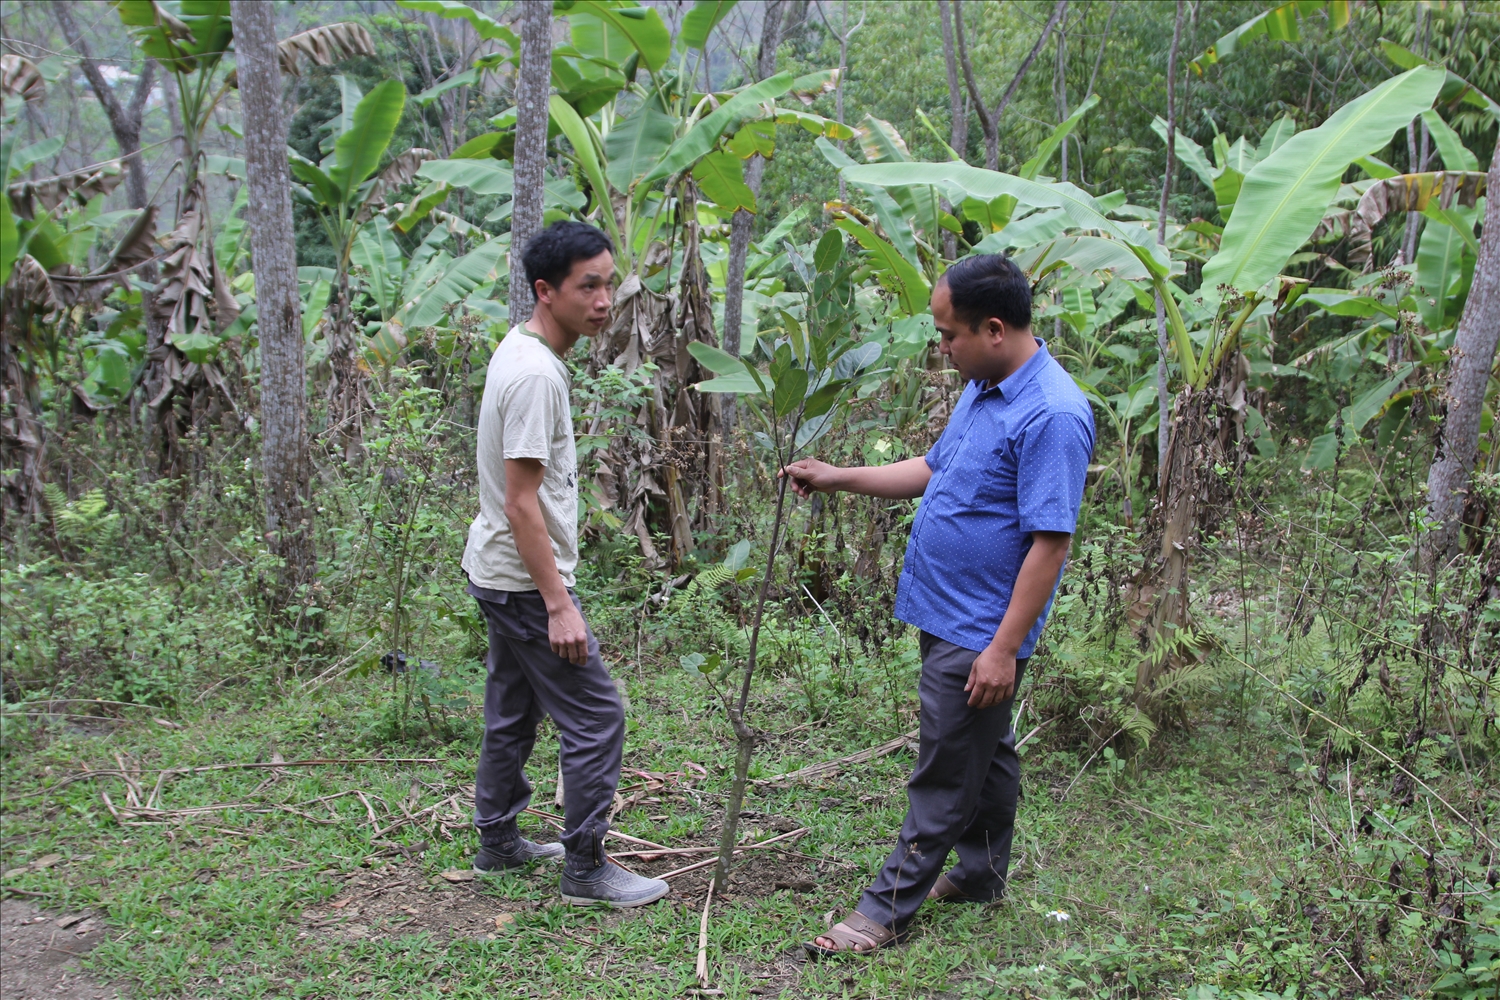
[785,254,1095,956]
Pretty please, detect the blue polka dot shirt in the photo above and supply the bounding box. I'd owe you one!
[895,339,1095,655]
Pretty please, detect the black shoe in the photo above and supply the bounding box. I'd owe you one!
[473,837,565,873]
[560,862,670,907]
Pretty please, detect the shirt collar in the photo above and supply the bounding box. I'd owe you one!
[510,325,572,383]
[976,338,1050,399]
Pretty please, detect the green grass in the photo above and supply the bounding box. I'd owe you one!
[0,641,1482,999]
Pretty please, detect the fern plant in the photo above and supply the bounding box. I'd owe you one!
[42,485,119,550]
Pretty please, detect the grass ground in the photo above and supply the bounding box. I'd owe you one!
[5,615,1460,1000]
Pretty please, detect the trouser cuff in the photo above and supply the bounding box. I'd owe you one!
[477,820,520,847]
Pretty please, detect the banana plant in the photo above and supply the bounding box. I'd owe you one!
[683,230,886,891]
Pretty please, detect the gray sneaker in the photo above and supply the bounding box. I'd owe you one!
[473,837,565,873]
[560,862,670,907]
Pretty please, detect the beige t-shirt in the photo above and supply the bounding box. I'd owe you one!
[462,328,579,591]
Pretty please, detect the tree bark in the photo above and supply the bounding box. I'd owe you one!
[508,1,552,326]
[722,0,786,361]
[233,0,316,600]
[1421,152,1500,569]
[1155,0,1184,481]
[955,0,1067,171]
[939,1,966,160]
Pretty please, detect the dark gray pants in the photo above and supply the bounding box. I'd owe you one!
[856,632,1027,932]
[468,583,623,870]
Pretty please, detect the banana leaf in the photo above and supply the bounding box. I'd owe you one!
[1201,66,1444,302]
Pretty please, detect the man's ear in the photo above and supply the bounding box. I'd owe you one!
[988,317,1007,343]
[532,278,553,305]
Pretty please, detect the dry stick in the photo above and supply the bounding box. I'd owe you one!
[696,881,714,989]
[755,730,918,785]
[522,808,673,852]
[14,757,444,798]
[659,828,809,881]
[1114,798,1213,831]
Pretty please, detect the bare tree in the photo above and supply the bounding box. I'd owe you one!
[51,3,156,211]
[508,1,552,325]
[819,0,865,201]
[721,0,787,361]
[954,0,1068,171]
[232,0,315,600]
[1154,0,1185,481]
[1421,151,1500,568]
[939,0,966,259]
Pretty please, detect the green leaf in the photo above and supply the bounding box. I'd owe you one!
[694,371,762,394]
[1201,66,1444,304]
[834,217,929,315]
[1192,1,1347,72]
[548,95,619,246]
[687,340,743,375]
[1418,109,1478,172]
[564,1,671,71]
[1255,115,1298,160]
[1301,432,1339,471]
[289,154,341,208]
[1415,205,1475,331]
[0,194,16,286]
[813,230,844,273]
[726,121,776,159]
[330,79,407,204]
[393,236,507,331]
[843,161,1171,275]
[642,72,796,187]
[692,150,755,213]
[604,102,675,191]
[855,115,910,163]
[1151,116,1216,192]
[352,217,405,318]
[1340,363,1415,433]
[681,0,736,49]
[801,378,850,420]
[393,181,451,233]
[1021,94,1100,180]
[771,368,808,417]
[416,158,515,197]
[395,0,518,47]
[450,132,511,160]
[413,68,480,107]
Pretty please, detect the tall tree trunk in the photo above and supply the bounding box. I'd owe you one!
[954,0,1066,171]
[1155,0,1184,480]
[508,2,552,326]
[722,0,786,361]
[233,0,316,601]
[1421,152,1500,569]
[939,0,965,259]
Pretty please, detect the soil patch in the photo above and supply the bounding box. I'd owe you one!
[0,898,122,999]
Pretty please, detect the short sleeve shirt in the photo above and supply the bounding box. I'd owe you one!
[462,328,579,591]
[894,340,1095,654]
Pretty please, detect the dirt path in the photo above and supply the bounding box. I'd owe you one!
[0,899,121,999]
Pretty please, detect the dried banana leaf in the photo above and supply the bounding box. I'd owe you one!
[358,148,436,222]
[7,162,125,220]
[278,22,376,76]
[1311,170,1486,268]
[1,54,44,103]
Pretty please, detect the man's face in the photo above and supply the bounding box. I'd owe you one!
[931,280,1006,384]
[535,250,615,338]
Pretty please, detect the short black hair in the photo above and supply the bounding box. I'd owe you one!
[938,253,1032,331]
[521,221,614,301]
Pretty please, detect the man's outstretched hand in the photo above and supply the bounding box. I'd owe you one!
[780,458,842,499]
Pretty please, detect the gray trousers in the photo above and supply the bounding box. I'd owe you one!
[468,582,623,869]
[856,632,1027,932]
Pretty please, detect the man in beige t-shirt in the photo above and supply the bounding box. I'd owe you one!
[462,221,668,908]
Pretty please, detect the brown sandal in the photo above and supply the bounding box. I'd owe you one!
[803,911,906,958]
[927,873,971,902]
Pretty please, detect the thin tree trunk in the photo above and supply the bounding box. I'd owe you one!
[955,0,1067,171]
[713,474,791,893]
[233,0,316,600]
[1421,152,1500,569]
[508,1,552,326]
[1155,0,1184,481]
[722,0,786,361]
[1086,1,1117,98]
[939,0,965,258]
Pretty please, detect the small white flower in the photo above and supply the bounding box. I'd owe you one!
[1045,909,1071,922]
[1033,964,1047,973]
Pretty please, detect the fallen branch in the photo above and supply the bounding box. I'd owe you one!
[523,808,673,852]
[1114,798,1214,831]
[755,730,918,785]
[658,827,810,881]
[9,757,443,799]
[696,881,714,989]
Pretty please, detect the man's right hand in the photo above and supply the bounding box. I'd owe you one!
[780,458,843,498]
[547,601,590,665]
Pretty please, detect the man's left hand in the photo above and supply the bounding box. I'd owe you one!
[965,643,1017,709]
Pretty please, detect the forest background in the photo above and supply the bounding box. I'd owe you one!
[1,1,1498,998]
